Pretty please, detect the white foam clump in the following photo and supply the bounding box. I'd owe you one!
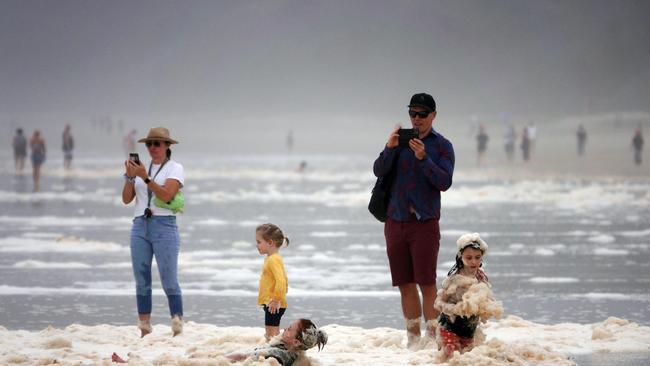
[486,315,650,355]
[2,316,650,365]
[435,275,503,323]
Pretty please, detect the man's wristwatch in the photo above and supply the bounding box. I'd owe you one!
[144,177,151,185]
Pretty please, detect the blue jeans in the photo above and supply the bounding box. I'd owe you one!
[130,215,183,317]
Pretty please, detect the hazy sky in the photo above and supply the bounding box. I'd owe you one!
[1,0,649,153]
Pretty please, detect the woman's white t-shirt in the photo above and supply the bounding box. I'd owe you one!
[133,160,184,217]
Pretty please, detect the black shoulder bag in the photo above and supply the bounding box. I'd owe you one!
[368,150,400,222]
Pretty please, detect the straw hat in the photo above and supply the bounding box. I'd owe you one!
[138,127,178,144]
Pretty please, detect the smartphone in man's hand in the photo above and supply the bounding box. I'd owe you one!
[398,128,419,148]
[129,153,140,165]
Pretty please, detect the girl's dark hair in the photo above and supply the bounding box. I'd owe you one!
[256,223,289,247]
[295,319,327,351]
[448,246,484,276]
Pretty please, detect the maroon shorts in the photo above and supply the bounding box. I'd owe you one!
[384,217,440,286]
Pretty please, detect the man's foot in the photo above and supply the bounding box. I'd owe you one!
[425,319,438,339]
[138,320,152,338]
[171,315,183,336]
[407,331,422,350]
[111,352,127,363]
[405,317,422,350]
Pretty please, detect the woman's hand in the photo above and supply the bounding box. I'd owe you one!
[125,160,148,179]
[125,160,138,177]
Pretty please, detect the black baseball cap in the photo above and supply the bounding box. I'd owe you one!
[408,93,436,112]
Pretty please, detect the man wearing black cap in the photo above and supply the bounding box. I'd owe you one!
[373,92,455,349]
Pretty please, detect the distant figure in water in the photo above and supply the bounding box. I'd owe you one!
[297,160,307,173]
[632,128,644,166]
[526,123,537,157]
[286,130,294,154]
[520,128,531,162]
[30,130,46,191]
[62,124,74,170]
[12,128,27,173]
[435,233,500,360]
[226,319,327,366]
[503,124,516,162]
[476,124,488,166]
[576,124,587,156]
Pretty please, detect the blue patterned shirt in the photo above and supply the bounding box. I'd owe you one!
[373,128,454,221]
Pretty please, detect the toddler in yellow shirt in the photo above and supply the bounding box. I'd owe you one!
[256,223,290,341]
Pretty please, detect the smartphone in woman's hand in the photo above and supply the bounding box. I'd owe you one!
[129,153,140,165]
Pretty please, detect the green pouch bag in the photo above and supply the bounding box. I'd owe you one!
[154,191,184,213]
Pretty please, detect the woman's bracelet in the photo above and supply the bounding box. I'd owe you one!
[123,173,136,183]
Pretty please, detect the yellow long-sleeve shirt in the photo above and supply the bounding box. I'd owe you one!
[257,253,288,308]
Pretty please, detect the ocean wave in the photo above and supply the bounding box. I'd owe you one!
[0,236,127,253]
[528,277,580,284]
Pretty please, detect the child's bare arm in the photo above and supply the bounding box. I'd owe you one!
[225,352,247,362]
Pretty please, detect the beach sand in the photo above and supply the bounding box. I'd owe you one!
[2,315,649,365]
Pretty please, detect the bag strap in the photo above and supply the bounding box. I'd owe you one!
[147,158,169,210]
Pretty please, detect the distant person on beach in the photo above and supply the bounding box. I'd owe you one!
[286,130,294,153]
[123,129,137,156]
[255,223,290,341]
[476,124,488,166]
[503,124,515,162]
[576,124,587,156]
[526,123,537,157]
[521,128,531,162]
[122,127,185,337]
[632,128,644,165]
[297,160,307,173]
[30,130,46,191]
[434,233,501,360]
[62,124,74,170]
[12,128,27,173]
[373,93,455,348]
[225,318,327,366]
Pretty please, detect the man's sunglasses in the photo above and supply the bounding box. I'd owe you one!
[145,141,164,147]
[408,110,431,119]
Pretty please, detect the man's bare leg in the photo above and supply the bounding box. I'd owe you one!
[420,284,439,337]
[399,283,422,348]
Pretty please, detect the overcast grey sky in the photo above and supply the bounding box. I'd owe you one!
[1,0,649,153]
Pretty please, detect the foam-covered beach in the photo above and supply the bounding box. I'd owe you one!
[2,315,650,365]
[1,155,649,365]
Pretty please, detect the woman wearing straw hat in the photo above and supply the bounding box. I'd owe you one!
[122,127,185,337]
